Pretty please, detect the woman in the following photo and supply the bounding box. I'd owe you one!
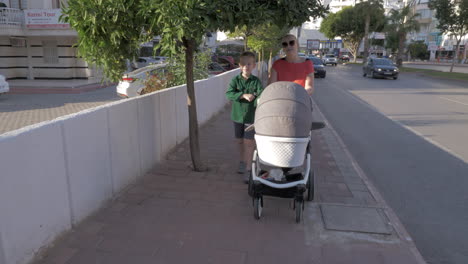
[268,34,314,95]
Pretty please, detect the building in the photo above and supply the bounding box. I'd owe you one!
[0,0,98,80]
[408,0,467,62]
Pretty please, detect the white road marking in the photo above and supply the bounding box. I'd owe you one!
[438,96,468,106]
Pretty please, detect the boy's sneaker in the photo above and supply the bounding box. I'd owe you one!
[237,161,246,174]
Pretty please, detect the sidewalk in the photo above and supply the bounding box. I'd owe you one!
[8,78,114,94]
[32,102,427,264]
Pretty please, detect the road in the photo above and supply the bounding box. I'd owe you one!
[0,85,120,135]
[313,64,468,264]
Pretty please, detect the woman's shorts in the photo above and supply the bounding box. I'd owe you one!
[233,122,254,140]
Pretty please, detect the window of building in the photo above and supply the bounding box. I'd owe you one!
[52,0,60,8]
[43,40,59,64]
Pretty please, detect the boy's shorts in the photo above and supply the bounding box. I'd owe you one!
[234,122,254,140]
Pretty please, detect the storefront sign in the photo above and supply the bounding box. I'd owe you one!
[307,39,320,50]
[25,9,70,29]
[428,41,438,51]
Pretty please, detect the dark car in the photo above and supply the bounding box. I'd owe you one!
[363,58,399,80]
[310,57,326,78]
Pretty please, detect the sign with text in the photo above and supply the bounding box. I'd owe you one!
[428,41,438,51]
[307,39,320,50]
[25,9,70,29]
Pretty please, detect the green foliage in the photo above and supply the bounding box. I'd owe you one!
[320,5,384,59]
[63,0,327,82]
[428,0,468,41]
[61,0,150,81]
[385,31,399,52]
[385,4,420,37]
[408,41,429,60]
[165,50,211,88]
[249,23,290,54]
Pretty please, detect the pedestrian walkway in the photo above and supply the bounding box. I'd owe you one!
[8,78,114,94]
[31,102,426,264]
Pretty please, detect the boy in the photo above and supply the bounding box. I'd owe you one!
[226,51,263,183]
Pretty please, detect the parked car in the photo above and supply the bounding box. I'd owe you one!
[340,54,350,62]
[116,64,168,98]
[212,55,237,71]
[322,54,338,66]
[298,52,307,58]
[131,57,158,69]
[310,57,326,78]
[362,58,399,80]
[208,62,226,75]
[152,56,168,64]
[0,74,9,95]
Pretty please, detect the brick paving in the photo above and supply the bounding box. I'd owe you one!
[31,103,426,264]
[0,85,119,135]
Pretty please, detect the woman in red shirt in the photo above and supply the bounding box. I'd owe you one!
[268,34,314,95]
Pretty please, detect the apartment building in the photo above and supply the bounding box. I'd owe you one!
[0,0,97,80]
[408,0,467,62]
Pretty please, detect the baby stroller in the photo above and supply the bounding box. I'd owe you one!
[248,82,325,223]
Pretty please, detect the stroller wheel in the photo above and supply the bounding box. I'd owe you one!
[306,170,315,201]
[295,200,303,223]
[254,197,262,220]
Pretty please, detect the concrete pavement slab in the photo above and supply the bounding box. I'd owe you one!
[320,205,392,234]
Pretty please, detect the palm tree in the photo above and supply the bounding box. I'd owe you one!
[386,5,421,66]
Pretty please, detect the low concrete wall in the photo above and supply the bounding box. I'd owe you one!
[0,69,240,264]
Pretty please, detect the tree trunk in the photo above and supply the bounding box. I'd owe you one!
[268,49,272,75]
[397,32,405,67]
[451,38,461,73]
[183,37,204,171]
[244,35,248,51]
[363,13,370,64]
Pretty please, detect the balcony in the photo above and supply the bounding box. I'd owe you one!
[0,8,24,29]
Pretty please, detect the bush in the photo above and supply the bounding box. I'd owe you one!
[142,50,211,93]
[408,41,429,61]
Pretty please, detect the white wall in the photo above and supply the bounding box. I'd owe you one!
[0,69,239,264]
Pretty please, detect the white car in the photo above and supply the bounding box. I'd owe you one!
[153,56,168,64]
[0,75,9,95]
[322,54,338,66]
[131,57,158,69]
[116,64,167,98]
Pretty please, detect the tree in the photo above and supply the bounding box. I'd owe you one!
[62,0,326,171]
[428,0,468,72]
[320,6,384,62]
[248,23,290,78]
[385,4,420,66]
[356,0,385,64]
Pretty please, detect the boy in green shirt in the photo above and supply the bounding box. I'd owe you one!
[226,51,264,183]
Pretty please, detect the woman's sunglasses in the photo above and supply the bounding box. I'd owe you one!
[282,40,295,48]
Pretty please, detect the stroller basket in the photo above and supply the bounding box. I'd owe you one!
[255,134,309,168]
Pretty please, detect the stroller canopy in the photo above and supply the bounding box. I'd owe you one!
[255,81,312,138]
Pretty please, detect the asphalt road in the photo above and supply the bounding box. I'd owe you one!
[313,64,468,264]
[0,85,120,135]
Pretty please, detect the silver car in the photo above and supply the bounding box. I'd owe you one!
[322,54,337,66]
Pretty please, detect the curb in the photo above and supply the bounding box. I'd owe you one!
[311,97,428,264]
